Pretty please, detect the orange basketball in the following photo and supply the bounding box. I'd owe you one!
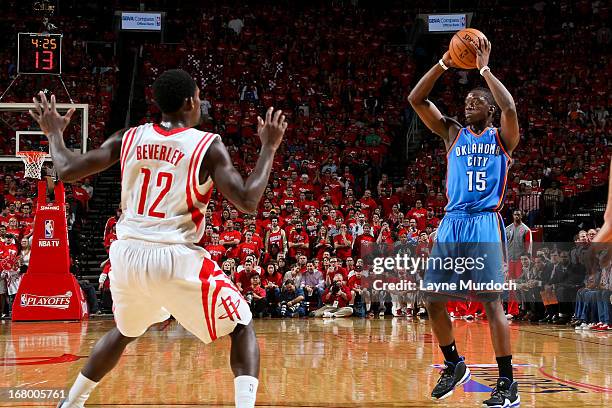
[449,28,487,69]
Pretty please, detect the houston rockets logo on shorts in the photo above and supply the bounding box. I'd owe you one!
[219,296,242,321]
[44,220,54,239]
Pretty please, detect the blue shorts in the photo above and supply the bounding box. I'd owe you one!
[424,211,506,299]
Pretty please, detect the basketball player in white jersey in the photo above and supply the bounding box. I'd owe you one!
[29,69,286,408]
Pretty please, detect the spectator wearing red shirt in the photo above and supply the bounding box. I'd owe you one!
[219,220,242,258]
[429,192,448,216]
[265,217,287,255]
[288,221,310,260]
[326,257,349,282]
[378,188,398,217]
[205,233,227,264]
[353,224,376,259]
[376,222,394,245]
[5,218,21,240]
[406,200,427,231]
[246,273,268,317]
[347,268,368,308]
[235,259,257,293]
[279,186,297,211]
[104,224,118,253]
[245,223,264,254]
[425,207,441,229]
[236,231,261,262]
[104,208,121,243]
[261,263,283,302]
[358,189,377,218]
[199,224,215,247]
[294,173,314,196]
[398,218,419,241]
[297,191,319,213]
[18,203,34,230]
[333,225,353,260]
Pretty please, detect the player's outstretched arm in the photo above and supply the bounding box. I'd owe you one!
[472,39,520,154]
[29,92,123,182]
[204,107,287,214]
[408,52,461,149]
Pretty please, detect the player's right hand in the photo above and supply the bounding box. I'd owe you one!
[257,107,287,151]
[441,51,458,69]
[29,92,76,138]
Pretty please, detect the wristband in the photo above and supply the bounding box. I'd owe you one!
[480,66,491,76]
[438,59,449,71]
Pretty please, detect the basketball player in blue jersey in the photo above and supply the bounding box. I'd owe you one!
[409,39,520,407]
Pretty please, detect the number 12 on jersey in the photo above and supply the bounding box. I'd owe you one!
[466,171,487,192]
[137,168,173,218]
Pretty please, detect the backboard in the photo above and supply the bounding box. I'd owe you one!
[0,102,88,162]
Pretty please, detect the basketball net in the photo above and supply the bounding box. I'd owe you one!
[16,151,49,179]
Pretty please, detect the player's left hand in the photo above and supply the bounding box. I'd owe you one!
[471,38,491,70]
[29,92,76,137]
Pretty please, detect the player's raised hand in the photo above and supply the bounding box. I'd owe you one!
[441,51,459,69]
[471,38,492,70]
[29,92,76,137]
[257,107,287,151]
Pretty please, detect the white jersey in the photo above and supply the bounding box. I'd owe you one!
[117,123,219,244]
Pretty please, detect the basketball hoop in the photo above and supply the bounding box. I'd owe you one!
[16,151,49,179]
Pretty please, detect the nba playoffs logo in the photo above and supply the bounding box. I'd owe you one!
[156,16,161,25]
[45,220,54,239]
[20,291,72,310]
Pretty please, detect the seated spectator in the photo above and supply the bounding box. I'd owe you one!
[348,266,370,317]
[312,273,353,318]
[516,254,547,322]
[245,274,268,318]
[301,261,324,312]
[261,263,283,307]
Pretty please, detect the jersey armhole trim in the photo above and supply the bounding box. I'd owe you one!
[445,126,462,157]
[191,133,220,202]
[120,127,138,178]
[495,127,512,161]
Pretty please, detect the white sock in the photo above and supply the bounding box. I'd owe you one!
[234,375,258,408]
[62,373,98,408]
[366,303,371,312]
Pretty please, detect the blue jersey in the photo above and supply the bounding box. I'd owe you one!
[445,127,511,213]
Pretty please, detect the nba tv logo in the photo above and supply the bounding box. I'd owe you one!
[45,220,54,239]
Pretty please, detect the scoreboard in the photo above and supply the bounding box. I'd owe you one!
[18,33,62,75]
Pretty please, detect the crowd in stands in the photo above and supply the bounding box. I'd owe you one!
[1,1,611,327]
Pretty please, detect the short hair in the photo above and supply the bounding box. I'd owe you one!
[152,69,196,113]
[470,87,497,110]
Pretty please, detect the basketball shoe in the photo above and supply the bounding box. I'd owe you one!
[482,377,520,407]
[431,357,471,400]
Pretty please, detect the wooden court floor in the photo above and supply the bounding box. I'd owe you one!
[1,317,610,407]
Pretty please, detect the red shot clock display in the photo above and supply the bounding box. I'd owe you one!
[18,33,62,75]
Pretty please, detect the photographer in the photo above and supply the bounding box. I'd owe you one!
[313,273,353,318]
[278,279,306,318]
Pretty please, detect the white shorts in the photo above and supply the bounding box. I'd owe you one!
[109,239,251,342]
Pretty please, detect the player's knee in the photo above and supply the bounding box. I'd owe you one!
[111,327,139,345]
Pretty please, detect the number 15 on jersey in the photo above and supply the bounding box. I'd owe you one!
[466,171,487,192]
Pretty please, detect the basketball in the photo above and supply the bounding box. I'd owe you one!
[449,28,487,69]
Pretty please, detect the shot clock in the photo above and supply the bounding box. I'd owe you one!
[18,33,62,75]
